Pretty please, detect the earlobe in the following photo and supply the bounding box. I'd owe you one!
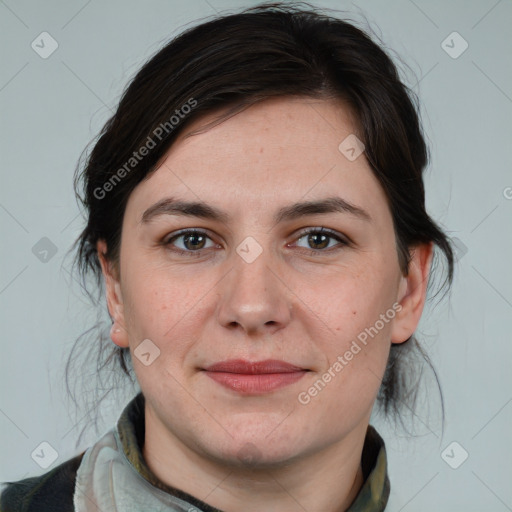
[97,240,129,348]
[391,243,434,344]
[110,321,127,347]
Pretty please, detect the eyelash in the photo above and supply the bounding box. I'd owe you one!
[163,227,349,257]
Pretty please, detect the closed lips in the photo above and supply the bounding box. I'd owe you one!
[202,359,308,394]
[203,359,306,374]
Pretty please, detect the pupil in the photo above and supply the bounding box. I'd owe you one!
[309,233,328,249]
[185,233,205,250]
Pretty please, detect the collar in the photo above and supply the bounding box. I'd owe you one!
[116,392,390,511]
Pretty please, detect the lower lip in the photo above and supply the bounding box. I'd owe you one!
[204,371,307,394]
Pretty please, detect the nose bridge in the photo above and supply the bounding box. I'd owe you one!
[216,237,291,335]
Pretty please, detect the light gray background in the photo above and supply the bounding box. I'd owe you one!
[1,0,511,510]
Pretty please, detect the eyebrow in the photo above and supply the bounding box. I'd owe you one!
[140,196,372,225]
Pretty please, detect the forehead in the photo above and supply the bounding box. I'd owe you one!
[174,96,360,167]
[125,97,390,226]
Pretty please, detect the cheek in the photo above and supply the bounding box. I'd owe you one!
[120,260,203,348]
[119,262,228,389]
[309,262,398,342]
[122,279,166,336]
[298,271,395,420]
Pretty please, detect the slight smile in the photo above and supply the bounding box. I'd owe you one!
[202,359,309,394]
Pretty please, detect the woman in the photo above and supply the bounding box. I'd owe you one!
[1,2,453,511]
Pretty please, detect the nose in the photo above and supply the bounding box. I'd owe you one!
[216,245,292,337]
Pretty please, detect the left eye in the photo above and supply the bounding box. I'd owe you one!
[294,228,347,251]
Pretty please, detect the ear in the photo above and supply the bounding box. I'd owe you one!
[97,239,129,348]
[391,242,434,344]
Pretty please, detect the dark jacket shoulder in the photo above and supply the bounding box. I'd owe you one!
[0,452,84,512]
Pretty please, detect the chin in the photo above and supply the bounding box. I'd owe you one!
[211,443,299,470]
[202,427,307,469]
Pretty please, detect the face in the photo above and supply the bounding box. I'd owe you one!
[99,96,431,467]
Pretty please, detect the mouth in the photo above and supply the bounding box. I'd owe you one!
[201,359,308,394]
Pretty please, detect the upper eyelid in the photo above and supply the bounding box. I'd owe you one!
[166,227,216,239]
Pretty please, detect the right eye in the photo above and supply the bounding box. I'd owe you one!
[164,229,219,255]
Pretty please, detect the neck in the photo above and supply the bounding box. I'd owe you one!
[142,406,369,512]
